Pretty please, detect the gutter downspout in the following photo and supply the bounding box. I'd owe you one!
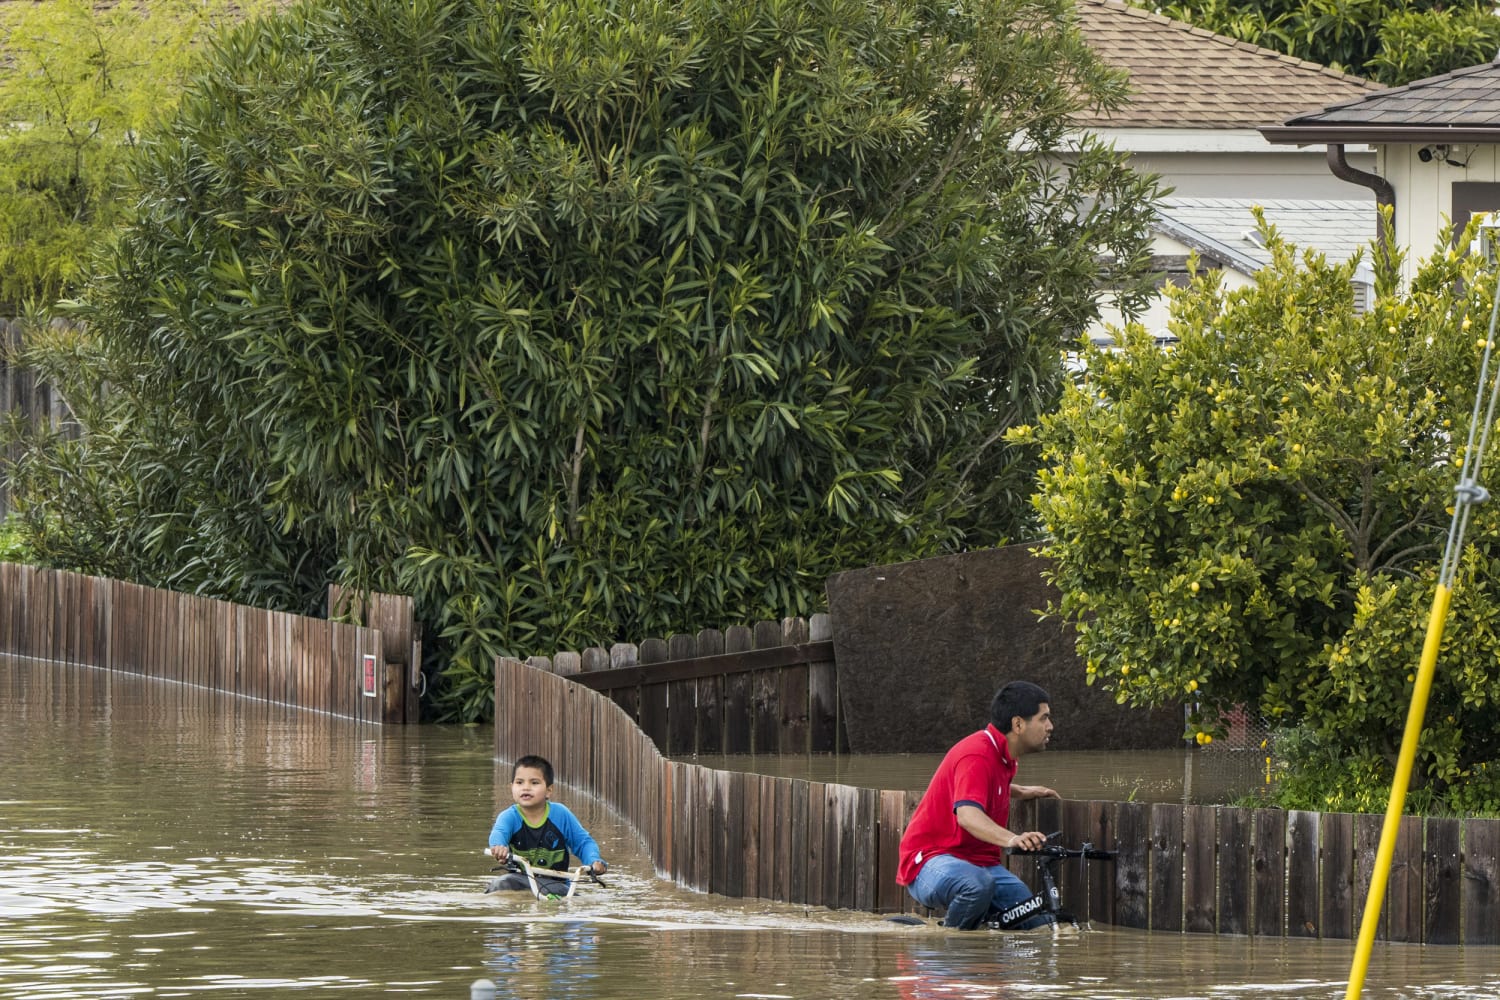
[1327,143,1395,268]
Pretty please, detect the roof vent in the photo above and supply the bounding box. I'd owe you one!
[1242,229,1268,249]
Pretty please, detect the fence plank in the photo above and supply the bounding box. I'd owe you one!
[759,774,778,902]
[1114,801,1150,929]
[1216,806,1251,936]
[1149,803,1184,932]
[1058,799,1092,920]
[1321,812,1355,940]
[1352,813,1382,942]
[695,629,724,754]
[1386,814,1423,943]
[808,613,839,752]
[711,768,733,896]
[638,638,669,751]
[722,626,753,753]
[1086,800,1116,927]
[1424,816,1461,945]
[878,790,907,914]
[853,786,878,911]
[751,621,781,752]
[774,777,793,904]
[741,771,761,900]
[1463,818,1500,945]
[1184,804,1218,934]
[1252,808,1286,937]
[1287,810,1321,937]
[667,634,697,755]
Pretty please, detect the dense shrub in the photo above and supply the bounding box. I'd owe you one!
[12,0,1161,720]
[1023,215,1500,813]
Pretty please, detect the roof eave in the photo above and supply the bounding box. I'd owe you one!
[1260,124,1500,145]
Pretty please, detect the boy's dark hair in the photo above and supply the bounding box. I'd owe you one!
[990,681,1051,733]
[513,754,555,786]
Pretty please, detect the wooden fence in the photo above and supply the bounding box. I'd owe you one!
[521,614,845,756]
[0,561,411,724]
[496,655,1500,943]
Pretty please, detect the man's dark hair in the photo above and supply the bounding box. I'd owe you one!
[513,754,555,785]
[990,681,1051,733]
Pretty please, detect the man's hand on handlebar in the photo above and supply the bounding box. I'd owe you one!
[1007,830,1049,851]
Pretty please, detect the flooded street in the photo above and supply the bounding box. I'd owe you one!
[4,652,1499,999]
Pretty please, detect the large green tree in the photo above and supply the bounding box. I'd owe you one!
[1023,216,1500,813]
[0,0,253,312]
[1143,0,1500,86]
[11,0,1161,720]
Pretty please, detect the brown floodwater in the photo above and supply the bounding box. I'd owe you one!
[3,652,1498,999]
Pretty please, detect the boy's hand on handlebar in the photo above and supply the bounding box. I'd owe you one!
[590,861,607,875]
[1008,830,1048,851]
[487,845,509,861]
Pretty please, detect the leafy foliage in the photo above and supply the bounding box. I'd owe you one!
[1145,0,1500,86]
[0,514,28,562]
[1022,214,1500,814]
[12,0,1161,721]
[0,0,253,312]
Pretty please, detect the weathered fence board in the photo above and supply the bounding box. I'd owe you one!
[1252,807,1286,937]
[1287,810,1321,937]
[1184,804,1217,934]
[1388,814,1424,943]
[1425,816,1462,945]
[1463,818,1500,945]
[1149,804,1184,932]
[1114,800,1150,929]
[1321,812,1355,940]
[1216,807,1251,936]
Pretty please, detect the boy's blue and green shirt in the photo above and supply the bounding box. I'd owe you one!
[488,802,602,871]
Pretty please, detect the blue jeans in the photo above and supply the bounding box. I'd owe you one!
[907,853,1053,930]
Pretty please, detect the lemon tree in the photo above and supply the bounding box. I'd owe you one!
[1023,217,1500,812]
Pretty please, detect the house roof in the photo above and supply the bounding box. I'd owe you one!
[1155,197,1376,281]
[1071,0,1380,130]
[1262,57,1500,144]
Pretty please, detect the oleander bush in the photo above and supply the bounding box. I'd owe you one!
[9,0,1161,720]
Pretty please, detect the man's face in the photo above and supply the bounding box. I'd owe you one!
[1013,702,1053,754]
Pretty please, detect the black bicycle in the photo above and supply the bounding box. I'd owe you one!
[889,832,1116,932]
[995,832,1116,930]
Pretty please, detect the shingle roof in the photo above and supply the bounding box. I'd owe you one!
[1156,197,1376,279]
[1287,58,1500,127]
[1072,0,1380,129]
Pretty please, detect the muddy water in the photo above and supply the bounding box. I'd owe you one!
[3,653,1497,1000]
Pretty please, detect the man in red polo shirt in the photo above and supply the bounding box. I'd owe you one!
[897,680,1060,929]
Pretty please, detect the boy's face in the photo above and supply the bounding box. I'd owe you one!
[511,766,551,808]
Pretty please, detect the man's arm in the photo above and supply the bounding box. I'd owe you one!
[1011,784,1060,801]
[954,804,1048,851]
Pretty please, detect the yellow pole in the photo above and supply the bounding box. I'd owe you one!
[1344,583,1452,1000]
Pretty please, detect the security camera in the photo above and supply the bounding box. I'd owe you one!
[1418,144,1451,163]
[1418,145,1436,162]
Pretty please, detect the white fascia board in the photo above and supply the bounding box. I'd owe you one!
[1076,128,1375,155]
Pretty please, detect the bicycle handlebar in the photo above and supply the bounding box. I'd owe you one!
[1004,831,1117,862]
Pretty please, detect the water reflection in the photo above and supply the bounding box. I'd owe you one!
[3,653,1498,999]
